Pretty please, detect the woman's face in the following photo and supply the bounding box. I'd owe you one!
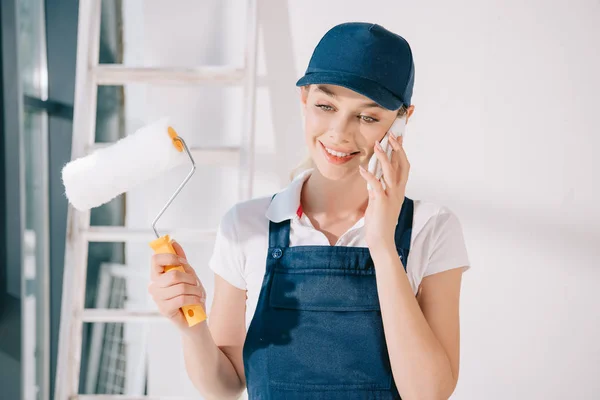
[301,84,401,181]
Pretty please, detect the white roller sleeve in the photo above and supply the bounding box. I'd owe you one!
[62,118,188,211]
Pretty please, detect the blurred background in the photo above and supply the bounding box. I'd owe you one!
[0,0,599,399]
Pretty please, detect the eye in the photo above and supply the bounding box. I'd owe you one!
[359,115,378,123]
[315,104,334,111]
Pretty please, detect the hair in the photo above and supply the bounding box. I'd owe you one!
[289,85,408,181]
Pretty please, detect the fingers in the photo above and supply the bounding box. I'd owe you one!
[362,132,410,198]
[388,134,410,184]
[150,241,187,278]
[148,241,207,322]
[150,281,205,302]
[152,268,199,288]
[158,295,206,320]
[151,253,179,278]
[375,141,396,189]
[163,295,205,311]
[171,240,187,259]
[359,164,385,195]
[148,269,207,319]
[150,252,194,280]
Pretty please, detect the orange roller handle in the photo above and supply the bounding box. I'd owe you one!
[149,234,206,327]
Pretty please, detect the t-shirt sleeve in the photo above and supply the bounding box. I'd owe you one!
[424,208,471,277]
[208,205,246,290]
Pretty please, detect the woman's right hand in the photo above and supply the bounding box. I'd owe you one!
[148,241,207,331]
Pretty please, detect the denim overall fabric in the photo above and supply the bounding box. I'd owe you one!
[243,197,414,399]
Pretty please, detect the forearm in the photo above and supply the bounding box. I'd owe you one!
[181,322,245,400]
[371,242,455,400]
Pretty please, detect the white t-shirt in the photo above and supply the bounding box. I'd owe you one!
[209,169,471,331]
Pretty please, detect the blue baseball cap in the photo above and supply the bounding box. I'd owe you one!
[296,22,415,110]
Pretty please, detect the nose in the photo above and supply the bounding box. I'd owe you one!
[328,115,355,142]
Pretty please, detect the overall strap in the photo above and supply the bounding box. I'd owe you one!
[268,194,291,249]
[394,197,414,270]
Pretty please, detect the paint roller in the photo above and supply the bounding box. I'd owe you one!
[62,117,206,327]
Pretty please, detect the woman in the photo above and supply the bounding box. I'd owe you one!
[149,22,470,400]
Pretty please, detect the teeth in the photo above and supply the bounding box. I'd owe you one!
[325,146,352,157]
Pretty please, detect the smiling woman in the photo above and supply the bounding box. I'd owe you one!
[291,84,408,180]
[149,21,470,400]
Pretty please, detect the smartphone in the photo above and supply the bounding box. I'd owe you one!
[367,118,407,190]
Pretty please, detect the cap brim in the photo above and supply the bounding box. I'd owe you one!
[296,72,404,110]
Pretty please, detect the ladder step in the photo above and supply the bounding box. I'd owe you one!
[84,227,216,243]
[87,144,241,166]
[81,309,166,323]
[93,65,245,85]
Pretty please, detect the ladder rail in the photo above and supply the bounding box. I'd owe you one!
[84,263,114,394]
[55,1,102,399]
[239,0,259,201]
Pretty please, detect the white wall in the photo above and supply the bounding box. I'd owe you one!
[120,0,600,399]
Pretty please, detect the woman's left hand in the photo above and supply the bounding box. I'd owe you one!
[359,133,410,250]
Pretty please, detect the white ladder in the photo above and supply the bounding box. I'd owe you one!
[55,1,259,399]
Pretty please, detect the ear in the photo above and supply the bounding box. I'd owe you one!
[300,85,310,107]
[406,105,415,122]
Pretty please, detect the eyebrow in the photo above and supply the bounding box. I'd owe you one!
[314,85,384,110]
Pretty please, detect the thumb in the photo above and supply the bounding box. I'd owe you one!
[171,240,187,259]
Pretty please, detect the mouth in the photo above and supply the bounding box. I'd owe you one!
[319,141,360,165]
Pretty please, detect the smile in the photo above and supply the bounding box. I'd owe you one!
[319,142,359,164]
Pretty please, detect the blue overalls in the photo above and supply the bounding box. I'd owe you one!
[243,197,414,399]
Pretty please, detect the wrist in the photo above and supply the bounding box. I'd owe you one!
[367,230,396,249]
[368,238,397,257]
[180,318,209,342]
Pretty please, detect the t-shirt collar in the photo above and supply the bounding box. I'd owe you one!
[265,169,313,222]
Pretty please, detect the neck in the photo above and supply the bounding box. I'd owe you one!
[300,168,369,219]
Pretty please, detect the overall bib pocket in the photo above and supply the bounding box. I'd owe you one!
[266,268,393,391]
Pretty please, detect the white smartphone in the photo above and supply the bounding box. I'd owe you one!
[367,118,407,190]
